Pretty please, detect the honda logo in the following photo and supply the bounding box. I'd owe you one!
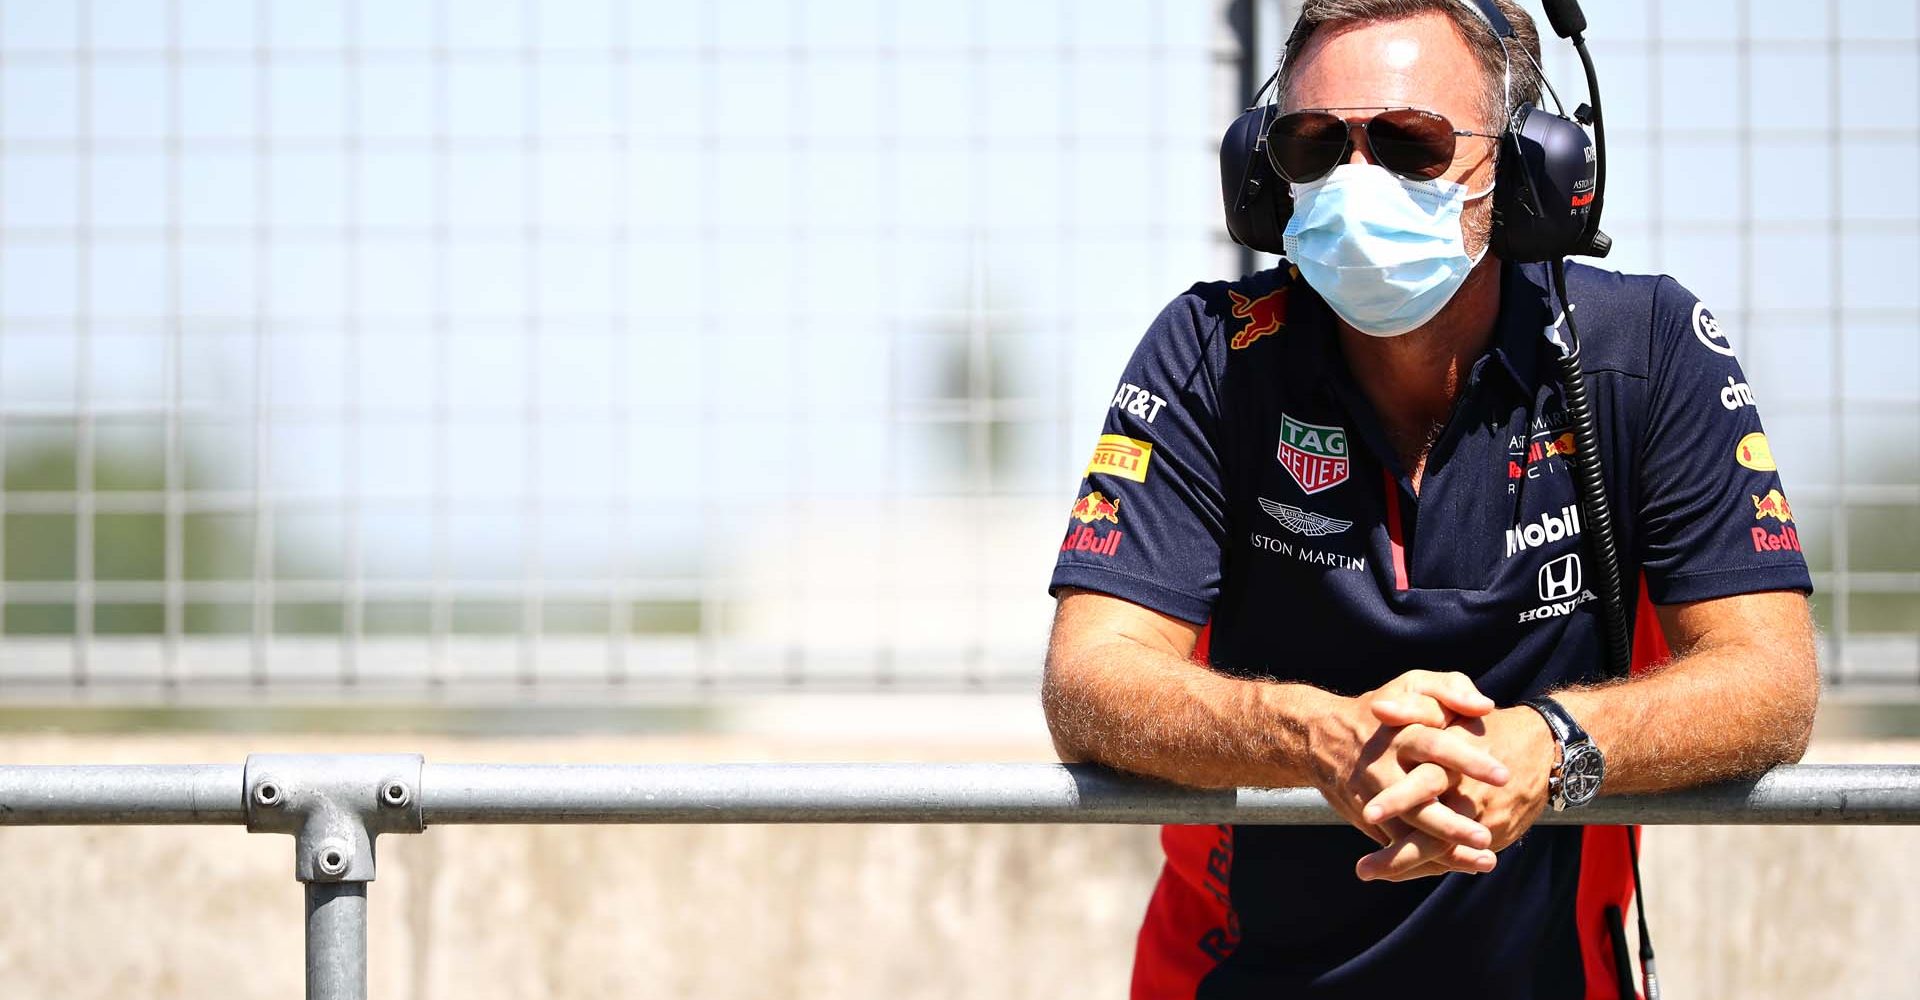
[1538,554,1582,601]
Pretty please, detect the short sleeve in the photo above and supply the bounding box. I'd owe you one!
[1048,288,1229,624]
[1636,278,1814,604]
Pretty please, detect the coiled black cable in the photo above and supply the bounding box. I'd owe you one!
[1548,259,1630,679]
[1548,258,1658,1000]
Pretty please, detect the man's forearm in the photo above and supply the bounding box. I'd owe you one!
[1554,602,1819,795]
[1042,639,1341,790]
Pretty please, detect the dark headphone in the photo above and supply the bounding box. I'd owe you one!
[1219,0,1610,264]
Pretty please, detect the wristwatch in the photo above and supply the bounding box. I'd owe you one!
[1522,696,1604,810]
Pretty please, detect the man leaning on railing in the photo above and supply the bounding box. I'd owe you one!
[1041,1,1818,997]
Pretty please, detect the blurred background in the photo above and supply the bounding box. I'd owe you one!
[0,0,1915,707]
[0,3,1916,998]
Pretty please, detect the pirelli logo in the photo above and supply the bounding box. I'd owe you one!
[1086,434,1153,483]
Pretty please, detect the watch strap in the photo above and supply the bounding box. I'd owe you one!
[1522,695,1589,747]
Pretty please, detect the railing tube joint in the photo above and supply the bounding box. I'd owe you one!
[243,753,425,884]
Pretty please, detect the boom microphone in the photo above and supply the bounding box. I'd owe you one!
[1541,0,1588,40]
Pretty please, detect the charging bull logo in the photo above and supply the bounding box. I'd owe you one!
[1531,432,1576,462]
[1508,432,1577,491]
[1750,488,1801,553]
[1062,491,1124,557]
[1069,491,1121,525]
[1752,489,1793,524]
[1227,289,1286,350]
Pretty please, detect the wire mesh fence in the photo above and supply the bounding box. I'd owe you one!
[0,0,1913,701]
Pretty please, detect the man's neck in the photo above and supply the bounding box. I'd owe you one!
[1337,257,1504,434]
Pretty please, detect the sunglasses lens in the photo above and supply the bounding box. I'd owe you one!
[1267,111,1350,183]
[1366,109,1456,180]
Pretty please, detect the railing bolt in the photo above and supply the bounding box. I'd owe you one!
[380,780,412,809]
[253,780,282,808]
[314,841,350,877]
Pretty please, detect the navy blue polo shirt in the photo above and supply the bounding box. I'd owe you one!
[1050,260,1811,998]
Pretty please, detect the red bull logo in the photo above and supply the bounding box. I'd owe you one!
[1752,489,1793,524]
[1227,288,1286,350]
[1062,490,1124,557]
[1750,487,1801,552]
[1060,524,1123,557]
[1069,490,1121,525]
[1752,523,1801,553]
[1505,415,1575,492]
[1526,432,1576,463]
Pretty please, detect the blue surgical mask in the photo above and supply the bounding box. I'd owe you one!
[1282,163,1493,338]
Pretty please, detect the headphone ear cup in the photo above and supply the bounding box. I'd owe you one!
[1219,105,1293,255]
[1490,104,1599,262]
[1489,125,1537,262]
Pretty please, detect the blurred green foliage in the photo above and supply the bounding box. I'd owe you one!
[1,422,700,636]
[1,410,1911,639]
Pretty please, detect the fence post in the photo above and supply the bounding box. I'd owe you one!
[306,883,370,1000]
[242,754,426,1000]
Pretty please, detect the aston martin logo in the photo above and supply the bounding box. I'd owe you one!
[1258,498,1354,538]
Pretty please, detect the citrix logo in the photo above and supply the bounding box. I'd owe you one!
[1719,375,1757,410]
[1506,503,1582,558]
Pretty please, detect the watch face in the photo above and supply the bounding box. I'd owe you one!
[1561,743,1604,806]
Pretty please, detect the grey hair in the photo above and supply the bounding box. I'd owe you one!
[1274,0,1544,133]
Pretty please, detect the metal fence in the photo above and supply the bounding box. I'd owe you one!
[0,0,1229,699]
[3,756,1917,999]
[0,0,1914,701]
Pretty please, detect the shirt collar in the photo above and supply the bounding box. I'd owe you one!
[1280,278,1339,402]
[1481,259,1556,397]
[1281,258,1559,402]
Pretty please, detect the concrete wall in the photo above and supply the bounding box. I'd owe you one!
[0,732,1914,1000]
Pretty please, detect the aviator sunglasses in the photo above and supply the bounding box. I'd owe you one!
[1264,107,1500,184]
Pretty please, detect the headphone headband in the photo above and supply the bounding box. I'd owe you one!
[1461,0,1514,39]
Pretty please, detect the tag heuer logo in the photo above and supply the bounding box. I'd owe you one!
[1276,414,1350,494]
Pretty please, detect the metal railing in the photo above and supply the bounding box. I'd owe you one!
[2,758,1918,1000]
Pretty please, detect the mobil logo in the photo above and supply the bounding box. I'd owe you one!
[1506,503,1583,557]
[1276,414,1349,495]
